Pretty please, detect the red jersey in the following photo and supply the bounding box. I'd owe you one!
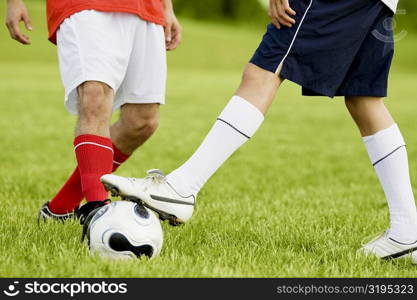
[47,0,166,44]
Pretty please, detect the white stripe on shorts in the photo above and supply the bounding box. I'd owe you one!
[275,0,314,74]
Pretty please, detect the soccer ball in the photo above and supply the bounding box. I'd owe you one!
[83,201,163,259]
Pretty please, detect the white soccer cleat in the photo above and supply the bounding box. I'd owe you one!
[412,251,417,265]
[100,170,195,226]
[359,231,417,261]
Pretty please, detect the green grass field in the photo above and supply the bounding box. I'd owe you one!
[1,1,417,277]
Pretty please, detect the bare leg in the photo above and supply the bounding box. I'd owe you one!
[345,96,394,136]
[48,102,160,213]
[111,103,160,155]
[166,63,284,197]
[76,81,114,137]
[74,81,114,202]
[346,96,417,243]
[236,63,283,115]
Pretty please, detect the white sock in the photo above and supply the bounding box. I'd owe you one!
[363,123,417,243]
[167,96,264,196]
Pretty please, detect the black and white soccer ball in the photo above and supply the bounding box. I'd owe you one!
[83,201,163,259]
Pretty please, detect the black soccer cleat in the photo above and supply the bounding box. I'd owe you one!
[79,200,112,242]
[38,201,74,223]
[75,199,111,225]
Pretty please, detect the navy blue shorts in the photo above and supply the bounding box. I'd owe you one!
[250,0,395,97]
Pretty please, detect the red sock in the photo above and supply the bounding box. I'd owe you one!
[48,168,84,214]
[74,134,113,202]
[112,144,130,171]
[48,142,130,213]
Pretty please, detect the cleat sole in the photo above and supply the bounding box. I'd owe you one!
[102,182,184,226]
[103,183,121,198]
[37,202,74,225]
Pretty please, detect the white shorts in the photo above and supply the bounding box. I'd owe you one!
[57,10,167,115]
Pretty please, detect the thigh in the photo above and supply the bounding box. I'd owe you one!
[251,0,386,98]
[115,20,167,109]
[57,10,137,114]
[336,7,394,98]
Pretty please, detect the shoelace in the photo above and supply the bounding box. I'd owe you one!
[127,171,167,187]
[146,172,167,184]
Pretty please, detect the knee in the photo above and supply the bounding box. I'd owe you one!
[138,115,160,138]
[241,64,266,87]
[123,112,160,140]
[239,63,280,97]
[78,81,113,119]
[236,64,280,114]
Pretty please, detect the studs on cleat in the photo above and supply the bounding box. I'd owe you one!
[153,209,183,227]
[101,183,184,226]
[122,195,142,204]
[103,183,121,197]
[168,217,182,227]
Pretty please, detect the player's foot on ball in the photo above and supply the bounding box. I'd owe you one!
[38,201,74,223]
[75,199,111,225]
[100,169,195,226]
[359,231,417,261]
